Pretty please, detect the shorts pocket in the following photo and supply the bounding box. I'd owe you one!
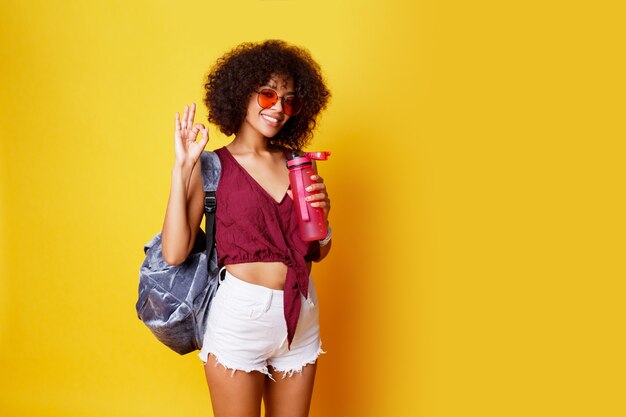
[220,293,269,321]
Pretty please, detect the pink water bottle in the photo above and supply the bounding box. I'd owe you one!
[286,150,331,241]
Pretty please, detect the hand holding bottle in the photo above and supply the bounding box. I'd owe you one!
[305,174,331,227]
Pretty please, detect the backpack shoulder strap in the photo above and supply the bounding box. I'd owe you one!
[200,150,222,192]
[199,150,222,273]
[200,150,221,214]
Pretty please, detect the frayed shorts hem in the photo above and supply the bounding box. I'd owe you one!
[269,343,327,380]
[200,342,327,383]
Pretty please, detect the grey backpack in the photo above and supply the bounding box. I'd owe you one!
[136,151,223,355]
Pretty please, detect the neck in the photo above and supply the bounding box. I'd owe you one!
[232,120,274,154]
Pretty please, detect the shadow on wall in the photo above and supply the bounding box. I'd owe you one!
[311,129,385,417]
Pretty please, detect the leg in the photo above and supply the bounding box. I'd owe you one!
[263,361,318,417]
[204,352,266,417]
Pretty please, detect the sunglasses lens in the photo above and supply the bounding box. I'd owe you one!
[257,89,278,109]
[256,89,302,116]
[284,96,302,116]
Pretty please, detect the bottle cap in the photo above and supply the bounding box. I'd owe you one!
[304,151,331,160]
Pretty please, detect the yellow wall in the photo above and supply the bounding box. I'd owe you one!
[1,0,624,416]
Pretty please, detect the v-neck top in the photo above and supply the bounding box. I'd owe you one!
[213,146,321,350]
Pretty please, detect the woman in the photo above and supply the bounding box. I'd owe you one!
[161,40,332,417]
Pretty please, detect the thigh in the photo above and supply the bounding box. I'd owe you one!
[263,361,318,417]
[204,353,266,417]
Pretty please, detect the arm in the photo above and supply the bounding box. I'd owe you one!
[161,103,209,265]
[307,174,332,263]
[316,237,332,262]
[161,160,205,265]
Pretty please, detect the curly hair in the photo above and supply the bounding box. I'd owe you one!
[203,39,331,151]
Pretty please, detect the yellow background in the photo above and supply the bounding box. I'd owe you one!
[1,0,624,416]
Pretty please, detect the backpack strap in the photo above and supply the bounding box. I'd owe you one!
[199,151,222,274]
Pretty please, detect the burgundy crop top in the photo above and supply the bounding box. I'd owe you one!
[213,146,321,350]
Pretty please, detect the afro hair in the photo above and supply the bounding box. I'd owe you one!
[203,39,331,150]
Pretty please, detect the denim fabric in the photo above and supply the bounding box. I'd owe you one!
[198,267,326,381]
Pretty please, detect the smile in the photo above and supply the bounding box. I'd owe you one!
[261,114,281,124]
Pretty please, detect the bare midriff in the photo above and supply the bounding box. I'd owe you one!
[225,261,313,290]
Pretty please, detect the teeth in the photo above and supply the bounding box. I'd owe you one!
[262,114,279,123]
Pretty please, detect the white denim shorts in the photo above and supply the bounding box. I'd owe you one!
[198,266,326,382]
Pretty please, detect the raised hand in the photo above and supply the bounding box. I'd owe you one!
[173,102,209,167]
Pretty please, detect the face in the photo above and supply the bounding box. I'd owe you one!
[242,73,296,138]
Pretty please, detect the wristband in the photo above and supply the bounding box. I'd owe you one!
[318,226,332,246]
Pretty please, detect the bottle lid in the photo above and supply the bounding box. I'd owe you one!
[304,151,331,161]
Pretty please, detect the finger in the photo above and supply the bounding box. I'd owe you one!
[173,112,184,155]
[310,174,324,183]
[181,105,189,130]
[188,124,203,141]
[198,126,210,149]
[306,192,326,202]
[305,183,325,192]
[188,102,196,129]
[192,123,205,132]
[312,202,330,215]
[175,112,181,132]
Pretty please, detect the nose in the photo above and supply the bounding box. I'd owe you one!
[271,97,284,113]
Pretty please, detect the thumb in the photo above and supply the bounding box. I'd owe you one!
[198,126,210,150]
